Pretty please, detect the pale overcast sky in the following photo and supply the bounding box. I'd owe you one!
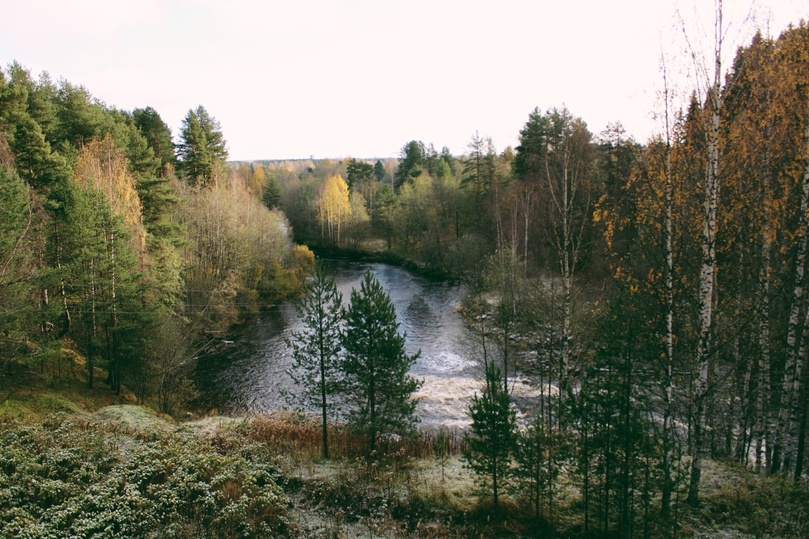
[1,0,806,161]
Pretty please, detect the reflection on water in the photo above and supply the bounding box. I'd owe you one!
[194,260,482,427]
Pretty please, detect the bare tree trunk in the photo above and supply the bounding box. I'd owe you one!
[521,187,532,276]
[794,364,809,480]
[688,2,723,505]
[54,226,71,340]
[662,62,676,516]
[494,178,505,252]
[509,199,519,255]
[785,300,809,474]
[106,223,120,394]
[756,162,773,473]
[87,258,97,389]
[546,134,575,395]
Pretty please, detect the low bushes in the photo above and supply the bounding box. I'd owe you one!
[0,414,292,538]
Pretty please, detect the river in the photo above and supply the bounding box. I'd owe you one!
[194,259,485,428]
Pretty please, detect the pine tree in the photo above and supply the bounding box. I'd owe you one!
[395,140,425,190]
[515,414,556,520]
[346,158,373,189]
[461,131,489,224]
[288,265,344,459]
[340,270,421,457]
[463,362,517,511]
[0,163,34,371]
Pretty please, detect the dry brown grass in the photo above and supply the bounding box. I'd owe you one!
[244,413,469,461]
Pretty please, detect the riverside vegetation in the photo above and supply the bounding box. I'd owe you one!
[4,14,809,539]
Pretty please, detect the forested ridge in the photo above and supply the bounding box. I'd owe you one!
[3,18,809,539]
[0,61,313,414]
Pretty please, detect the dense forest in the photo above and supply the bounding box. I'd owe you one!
[0,62,314,414]
[3,17,809,539]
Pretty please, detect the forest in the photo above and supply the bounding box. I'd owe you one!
[2,16,809,539]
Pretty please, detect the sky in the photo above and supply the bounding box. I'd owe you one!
[1,0,807,161]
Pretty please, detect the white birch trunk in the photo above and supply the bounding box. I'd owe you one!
[662,91,676,515]
[778,104,809,475]
[687,6,722,504]
[756,164,772,473]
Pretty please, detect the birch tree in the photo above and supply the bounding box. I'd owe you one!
[685,0,725,506]
[318,175,351,246]
[772,24,809,477]
[514,107,594,395]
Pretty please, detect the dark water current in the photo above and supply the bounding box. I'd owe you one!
[194,260,484,427]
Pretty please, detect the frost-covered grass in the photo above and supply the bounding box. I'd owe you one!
[679,460,809,539]
[3,404,807,538]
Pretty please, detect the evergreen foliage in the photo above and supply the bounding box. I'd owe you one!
[373,159,386,182]
[346,158,374,189]
[0,61,305,414]
[177,105,228,188]
[3,18,809,534]
[0,415,292,538]
[463,363,517,510]
[340,271,421,456]
[132,106,175,174]
[515,414,558,520]
[288,264,343,459]
[261,171,281,209]
[394,140,425,190]
[0,163,33,371]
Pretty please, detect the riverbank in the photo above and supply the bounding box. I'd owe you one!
[307,242,462,282]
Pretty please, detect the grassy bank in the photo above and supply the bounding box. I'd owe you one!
[3,356,809,538]
[2,400,809,538]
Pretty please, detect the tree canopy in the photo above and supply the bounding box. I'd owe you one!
[176,105,228,188]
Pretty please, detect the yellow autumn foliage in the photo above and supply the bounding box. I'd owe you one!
[74,134,146,262]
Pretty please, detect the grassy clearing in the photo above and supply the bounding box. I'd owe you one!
[3,355,808,538]
[2,408,808,538]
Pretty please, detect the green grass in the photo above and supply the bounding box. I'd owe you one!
[1,351,136,421]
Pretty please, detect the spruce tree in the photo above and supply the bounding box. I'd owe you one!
[261,172,281,210]
[176,105,227,188]
[133,106,176,174]
[373,159,386,182]
[340,270,421,457]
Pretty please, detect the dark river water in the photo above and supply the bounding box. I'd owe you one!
[194,259,485,427]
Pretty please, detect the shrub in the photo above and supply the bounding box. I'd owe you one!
[0,415,293,538]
